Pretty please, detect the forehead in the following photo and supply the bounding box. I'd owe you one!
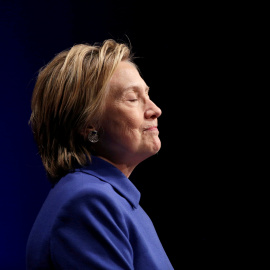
[108,61,148,95]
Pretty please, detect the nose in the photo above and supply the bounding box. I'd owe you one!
[145,99,162,119]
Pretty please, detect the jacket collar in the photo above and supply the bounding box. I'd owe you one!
[76,156,141,208]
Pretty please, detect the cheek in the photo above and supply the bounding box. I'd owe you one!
[116,118,141,140]
[109,107,141,130]
[103,111,142,140]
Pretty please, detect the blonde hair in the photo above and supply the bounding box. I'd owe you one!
[29,39,132,182]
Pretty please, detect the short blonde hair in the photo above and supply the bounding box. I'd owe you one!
[30,39,132,182]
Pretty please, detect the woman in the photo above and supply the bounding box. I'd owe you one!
[26,39,173,269]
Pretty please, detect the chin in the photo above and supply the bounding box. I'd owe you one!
[153,140,161,153]
[147,141,161,157]
[136,139,161,161]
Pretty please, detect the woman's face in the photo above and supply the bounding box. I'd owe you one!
[98,61,162,166]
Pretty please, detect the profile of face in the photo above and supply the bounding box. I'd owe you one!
[97,61,162,168]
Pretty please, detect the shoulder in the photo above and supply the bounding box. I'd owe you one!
[49,171,124,216]
[52,171,115,202]
[49,171,128,232]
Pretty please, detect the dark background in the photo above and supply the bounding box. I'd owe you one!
[0,0,263,269]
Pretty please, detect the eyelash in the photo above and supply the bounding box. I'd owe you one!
[129,99,138,102]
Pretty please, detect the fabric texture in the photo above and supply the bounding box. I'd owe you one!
[26,156,173,269]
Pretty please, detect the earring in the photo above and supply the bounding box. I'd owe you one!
[88,130,99,143]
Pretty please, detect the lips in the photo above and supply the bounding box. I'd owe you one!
[143,125,158,132]
[146,126,157,131]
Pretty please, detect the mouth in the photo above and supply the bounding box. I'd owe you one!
[143,126,159,133]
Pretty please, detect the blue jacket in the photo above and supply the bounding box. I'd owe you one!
[26,156,173,269]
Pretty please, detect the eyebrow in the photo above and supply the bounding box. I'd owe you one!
[124,85,150,94]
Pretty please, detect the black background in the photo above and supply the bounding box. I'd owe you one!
[0,0,264,269]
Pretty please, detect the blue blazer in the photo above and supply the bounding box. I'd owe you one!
[26,156,173,269]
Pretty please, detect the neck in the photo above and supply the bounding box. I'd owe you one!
[96,155,137,178]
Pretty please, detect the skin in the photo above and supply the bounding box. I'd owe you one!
[92,61,162,177]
